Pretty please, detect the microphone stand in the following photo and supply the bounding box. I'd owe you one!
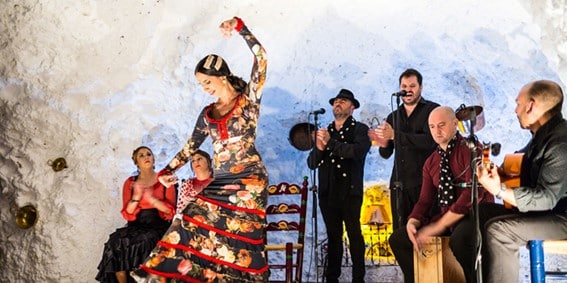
[309,112,321,283]
[465,108,483,283]
[391,95,404,231]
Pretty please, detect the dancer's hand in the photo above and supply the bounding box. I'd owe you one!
[219,18,238,38]
[158,172,178,188]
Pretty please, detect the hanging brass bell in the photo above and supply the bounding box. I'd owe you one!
[49,157,67,172]
[13,204,38,229]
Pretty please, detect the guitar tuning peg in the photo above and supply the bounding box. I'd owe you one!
[491,143,502,156]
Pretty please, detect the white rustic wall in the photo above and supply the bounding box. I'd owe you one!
[0,0,566,282]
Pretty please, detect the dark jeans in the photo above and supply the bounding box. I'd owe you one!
[320,195,365,283]
[388,215,476,283]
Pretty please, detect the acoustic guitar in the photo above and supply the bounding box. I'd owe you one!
[482,145,523,208]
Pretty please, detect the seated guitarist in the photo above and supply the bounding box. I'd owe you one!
[476,80,567,283]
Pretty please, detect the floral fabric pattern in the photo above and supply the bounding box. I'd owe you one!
[134,23,268,283]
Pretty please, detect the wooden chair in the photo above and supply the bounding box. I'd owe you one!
[529,239,567,283]
[264,177,309,283]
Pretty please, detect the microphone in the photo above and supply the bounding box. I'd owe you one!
[455,182,487,190]
[310,108,326,115]
[392,90,408,97]
[455,182,472,188]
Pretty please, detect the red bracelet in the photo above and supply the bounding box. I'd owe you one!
[234,17,244,32]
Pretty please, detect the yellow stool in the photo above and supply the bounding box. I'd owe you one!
[413,236,466,283]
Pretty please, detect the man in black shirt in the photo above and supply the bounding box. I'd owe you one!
[368,68,439,231]
[308,89,371,283]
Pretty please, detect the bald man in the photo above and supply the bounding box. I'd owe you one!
[476,80,567,283]
[389,106,494,283]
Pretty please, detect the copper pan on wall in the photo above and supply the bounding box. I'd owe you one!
[288,122,317,151]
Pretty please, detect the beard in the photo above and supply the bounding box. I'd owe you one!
[333,111,350,120]
[403,94,422,106]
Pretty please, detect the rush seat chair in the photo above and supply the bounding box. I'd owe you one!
[264,177,309,283]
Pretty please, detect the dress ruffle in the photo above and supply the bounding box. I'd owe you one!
[96,209,170,282]
[131,168,269,283]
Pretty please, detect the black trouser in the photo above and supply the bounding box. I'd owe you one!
[388,215,476,283]
[390,184,422,231]
[319,195,365,283]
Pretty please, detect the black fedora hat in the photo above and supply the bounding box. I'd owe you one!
[329,88,360,109]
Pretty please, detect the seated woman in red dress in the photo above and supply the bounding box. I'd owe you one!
[96,146,176,283]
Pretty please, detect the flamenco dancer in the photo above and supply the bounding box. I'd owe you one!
[132,16,269,283]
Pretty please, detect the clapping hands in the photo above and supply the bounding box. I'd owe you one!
[132,181,159,207]
[315,128,330,151]
[368,122,393,147]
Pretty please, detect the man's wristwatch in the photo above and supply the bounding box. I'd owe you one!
[495,183,507,199]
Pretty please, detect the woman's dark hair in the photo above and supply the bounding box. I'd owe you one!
[192,149,213,173]
[131,146,153,166]
[194,54,248,94]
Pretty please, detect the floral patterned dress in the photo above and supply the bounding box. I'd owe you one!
[133,22,268,283]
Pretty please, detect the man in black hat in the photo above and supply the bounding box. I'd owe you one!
[308,88,371,283]
[368,68,439,232]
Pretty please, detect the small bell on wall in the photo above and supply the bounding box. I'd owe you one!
[48,157,67,172]
[11,203,39,229]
